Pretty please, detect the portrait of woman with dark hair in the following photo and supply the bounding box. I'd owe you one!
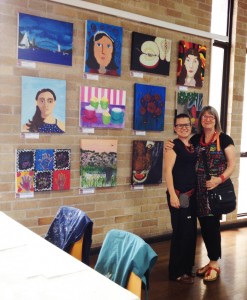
[177,41,206,88]
[84,21,123,77]
[21,76,66,134]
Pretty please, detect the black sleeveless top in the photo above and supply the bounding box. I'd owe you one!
[172,138,197,193]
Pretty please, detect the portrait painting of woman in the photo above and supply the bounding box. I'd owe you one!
[84,20,123,77]
[21,76,66,134]
[177,41,206,88]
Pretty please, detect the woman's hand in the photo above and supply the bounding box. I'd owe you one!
[170,195,180,209]
[165,139,174,151]
[206,176,222,190]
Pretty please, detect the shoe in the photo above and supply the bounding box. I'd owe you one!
[196,264,209,277]
[203,267,220,282]
[176,274,194,284]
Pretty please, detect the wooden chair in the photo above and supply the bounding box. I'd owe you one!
[69,236,83,261]
[127,271,142,299]
[94,229,157,300]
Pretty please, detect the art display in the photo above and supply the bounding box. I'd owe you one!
[131,140,164,185]
[176,91,203,133]
[80,139,118,188]
[80,86,126,129]
[84,20,123,77]
[131,32,171,76]
[133,83,166,131]
[16,149,71,193]
[21,76,66,134]
[177,40,206,88]
[18,13,73,66]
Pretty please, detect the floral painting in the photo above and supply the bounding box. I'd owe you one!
[84,20,123,77]
[133,83,166,131]
[177,40,206,88]
[16,149,71,193]
[131,32,171,76]
[131,140,164,185]
[18,13,73,66]
[176,91,203,133]
[80,139,118,188]
[80,86,126,129]
[21,76,66,134]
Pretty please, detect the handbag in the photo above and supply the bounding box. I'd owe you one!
[207,178,236,215]
[175,188,194,208]
[201,147,236,215]
[179,193,190,208]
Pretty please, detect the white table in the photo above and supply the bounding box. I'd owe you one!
[0,212,139,300]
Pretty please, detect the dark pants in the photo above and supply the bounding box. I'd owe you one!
[198,215,221,261]
[167,192,197,280]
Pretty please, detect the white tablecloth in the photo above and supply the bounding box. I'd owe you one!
[0,212,139,300]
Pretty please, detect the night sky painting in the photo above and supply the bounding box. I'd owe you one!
[18,13,73,66]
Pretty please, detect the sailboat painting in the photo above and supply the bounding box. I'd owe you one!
[18,13,73,66]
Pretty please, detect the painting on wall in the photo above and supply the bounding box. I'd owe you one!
[80,86,126,129]
[84,20,123,77]
[177,40,206,88]
[80,139,118,188]
[131,140,164,186]
[21,76,66,134]
[176,91,203,133]
[18,13,73,66]
[131,32,171,76]
[133,83,166,131]
[16,149,71,193]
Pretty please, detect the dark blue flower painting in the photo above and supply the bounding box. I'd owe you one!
[18,13,73,66]
[133,83,166,131]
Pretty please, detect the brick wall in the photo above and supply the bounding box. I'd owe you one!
[0,0,246,247]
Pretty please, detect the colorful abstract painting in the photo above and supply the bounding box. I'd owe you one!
[133,83,166,131]
[177,40,206,88]
[16,149,71,193]
[131,32,171,76]
[80,86,126,129]
[131,140,164,185]
[84,20,123,77]
[176,91,203,133]
[18,13,73,66]
[21,76,66,134]
[80,139,118,188]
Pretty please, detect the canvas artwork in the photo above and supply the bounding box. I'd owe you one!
[18,13,73,66]
[177,40,206,88]
[133,83,166,131]
[84,20,123,77]
[131,140,164,186]
[16,149,71,193]
[80,86,126,129]
[131,32,171,76]
[176,91,203,133]
[21,76,66,134]
[80,139,118,188]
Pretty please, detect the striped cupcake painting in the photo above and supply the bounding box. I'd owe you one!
[80,86,126,129]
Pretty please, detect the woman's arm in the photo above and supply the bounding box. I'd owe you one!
[221,144,236,179]
[164,149,180,208]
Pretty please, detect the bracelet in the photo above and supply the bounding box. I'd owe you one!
[219,174,226,183]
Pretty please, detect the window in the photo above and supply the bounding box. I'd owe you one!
[209,0,232,131]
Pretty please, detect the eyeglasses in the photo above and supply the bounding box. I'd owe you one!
[175,123,191,129]
[202,115,215,120]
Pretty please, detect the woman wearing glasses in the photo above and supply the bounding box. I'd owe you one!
[165,113,197,283]
[166,106,236,282]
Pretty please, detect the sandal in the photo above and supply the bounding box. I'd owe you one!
[196,264,209,276]
[176,274,194,284]
[203,267,220,282]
